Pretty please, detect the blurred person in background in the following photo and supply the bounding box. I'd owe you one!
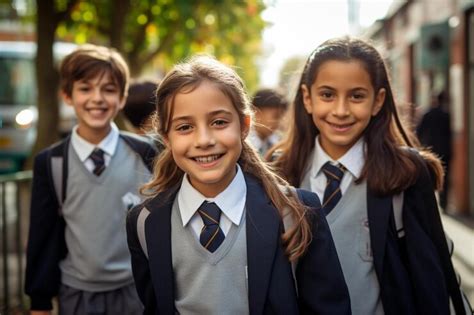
[123,79,164,152]
[123,79,158,135]
[247,88,288,156]
[416,90,452,211]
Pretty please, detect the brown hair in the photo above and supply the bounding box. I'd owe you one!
[142,55,312,261]
[59,44,130,99]
[270,36,443,195]
[252,88,289,110]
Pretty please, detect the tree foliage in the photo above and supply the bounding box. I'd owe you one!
[57,0,266,90]
[24,0,266,165]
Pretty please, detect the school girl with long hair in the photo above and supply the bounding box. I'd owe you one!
[126,55,350,314]
[270,37,471,315]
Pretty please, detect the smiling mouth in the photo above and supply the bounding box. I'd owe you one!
[327,121,354,130]
[193,154,223,163]
[87,108,107,113]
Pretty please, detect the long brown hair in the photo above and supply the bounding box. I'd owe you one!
[270,37,443,195]
[142,55,312,261]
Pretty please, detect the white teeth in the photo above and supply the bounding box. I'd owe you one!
[195,155,220,163]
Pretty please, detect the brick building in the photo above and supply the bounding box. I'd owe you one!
[363,0,474,216]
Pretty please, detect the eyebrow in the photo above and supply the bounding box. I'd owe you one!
[316,85,369,92]
[171,109,234,123]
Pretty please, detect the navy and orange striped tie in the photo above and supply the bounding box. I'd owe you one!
[322,162,345,215]
[198,201,225,253]
[89,148,106,176]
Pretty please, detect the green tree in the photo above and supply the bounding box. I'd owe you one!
[27,0,266,165]
[58,0,266,89]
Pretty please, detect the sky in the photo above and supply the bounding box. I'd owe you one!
[259,0,394,87]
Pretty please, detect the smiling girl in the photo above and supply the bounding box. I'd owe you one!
[270,37,470,315]
[126,55,350,314]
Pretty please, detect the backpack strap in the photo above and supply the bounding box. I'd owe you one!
[47,137,70,215]
[405,148,470,314]
[119,132,157,173]
[137,206,151,259]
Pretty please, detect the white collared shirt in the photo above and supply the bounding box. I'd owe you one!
[177,164,247,238]
[309,136,365,202]
[247,128,281,155]
[308,136,404,236]
[70,123,119,173]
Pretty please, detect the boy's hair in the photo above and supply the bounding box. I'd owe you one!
[60,44,130,99]
[252,88,288,110]
[123,79,158,128]
[270,36,443,196]
[142,55,311,261]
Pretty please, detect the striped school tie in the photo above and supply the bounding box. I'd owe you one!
[89,148,106,176]
[198,201,225,253]
[322,162,345,215]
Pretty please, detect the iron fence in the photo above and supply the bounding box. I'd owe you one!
[0,170,32,315]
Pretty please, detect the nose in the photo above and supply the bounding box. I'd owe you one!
[332,97,349,117]
[91,87,104,104]
[195,126,215,148]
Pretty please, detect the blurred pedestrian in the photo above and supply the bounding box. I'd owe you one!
[25,44,157,315]
[123,79,165,152]
[416,90,452,210]
[247,88,288,156]
[123,79,157,134]
[126,55,350,314]
[270,36,471,315]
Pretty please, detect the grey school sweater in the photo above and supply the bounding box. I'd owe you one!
[171,199,249,315]
[59,139,151,292]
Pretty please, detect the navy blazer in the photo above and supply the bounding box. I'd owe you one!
[367,156,468,315]
[126,174,350,315]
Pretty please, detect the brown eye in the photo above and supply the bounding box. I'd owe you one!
[320,91,333,100]
[212,119,228,127]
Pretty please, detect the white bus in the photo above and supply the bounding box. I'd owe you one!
[0,41,76,173]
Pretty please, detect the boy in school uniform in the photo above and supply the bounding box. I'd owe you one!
[247,88,288,156]
[25,44,156,315]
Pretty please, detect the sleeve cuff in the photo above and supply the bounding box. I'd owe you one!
[30,296,53,311]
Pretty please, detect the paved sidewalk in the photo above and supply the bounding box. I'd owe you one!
[441,214,474,306]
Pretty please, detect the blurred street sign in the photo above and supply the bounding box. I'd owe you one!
[419,21,450,70]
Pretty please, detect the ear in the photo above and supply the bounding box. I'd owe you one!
[61,91,73,107]
[118,97,126,110]
[241,115,251,139]
[162,134,170,149]
[301,84,313,114]
[372,88,386,116]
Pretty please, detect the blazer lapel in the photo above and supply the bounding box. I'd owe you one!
[245,175,281,315]
[367,188,392,281]
[145,190,178,314]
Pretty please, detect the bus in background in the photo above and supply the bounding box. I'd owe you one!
[0,41,77,173]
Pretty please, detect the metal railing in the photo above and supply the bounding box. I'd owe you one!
[0,170,32,314]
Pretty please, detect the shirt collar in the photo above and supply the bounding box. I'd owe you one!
[178,164,247,227]
[310,135,366,178]
[70,123,119,161]
[247,128,280,151]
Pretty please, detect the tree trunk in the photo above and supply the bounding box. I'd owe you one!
[109,0,130,52]
[27,0,60,169]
